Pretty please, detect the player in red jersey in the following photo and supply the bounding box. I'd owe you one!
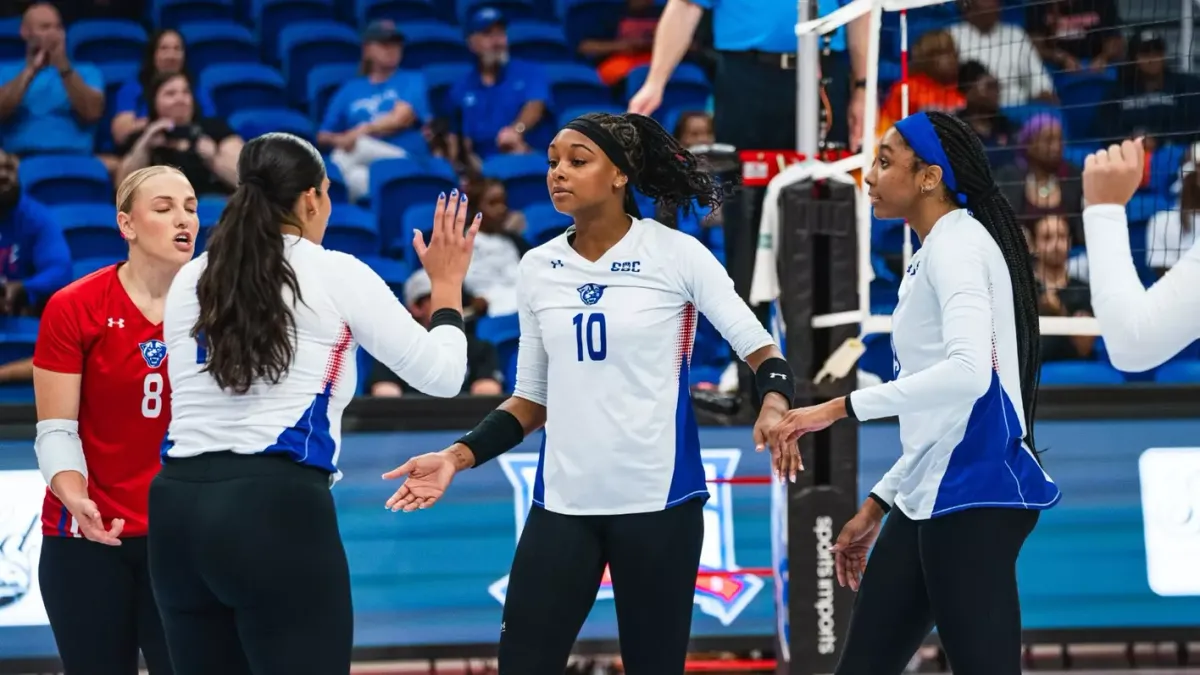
[31,165,197,675]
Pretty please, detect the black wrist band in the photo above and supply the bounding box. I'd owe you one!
[844,393,858,421]
[429,308,465,331]
[456,409,525,467]
[868,492,891,514]
[754,357,795,407]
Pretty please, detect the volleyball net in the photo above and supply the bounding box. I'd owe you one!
[789,0,1199,362]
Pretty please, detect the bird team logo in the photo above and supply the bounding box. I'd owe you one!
[0,470,48,627]
[577,283,606,306]
[138,340,168,369]
[490,449,765,625]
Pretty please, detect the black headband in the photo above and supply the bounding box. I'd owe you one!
[563,117,636,181]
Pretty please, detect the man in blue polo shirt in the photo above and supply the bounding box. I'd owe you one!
[0,3,104,156]
[448,7,551,159]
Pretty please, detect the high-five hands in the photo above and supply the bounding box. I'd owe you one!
[1082,138,1144,208]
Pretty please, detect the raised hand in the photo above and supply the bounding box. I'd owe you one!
[413,190,481,287]
[1083,138,1144,208]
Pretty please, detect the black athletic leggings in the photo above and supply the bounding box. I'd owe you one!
[147,452,353,675]
[499,499,705,675]
[835,507,1040,675]
[40,536,173,675]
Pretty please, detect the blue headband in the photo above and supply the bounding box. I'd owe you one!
[894,112,968,207]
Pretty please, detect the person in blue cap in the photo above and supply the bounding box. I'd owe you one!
[768,111,1059,675]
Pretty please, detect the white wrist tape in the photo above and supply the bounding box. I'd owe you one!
[34,419,87,487]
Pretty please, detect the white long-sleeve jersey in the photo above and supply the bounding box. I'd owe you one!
[1084,204,1200,372]
[513,218,776,515]
[162,235,468,482]
[850,210,1061,520]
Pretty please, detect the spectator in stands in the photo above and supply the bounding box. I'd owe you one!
[957,61,1016,164]
[111,29,218,150]
[0,148,71,384]
[317,20,432,203]
[368,269,502,397]
[0,3,104,156]
[996,114,1083,239]
[879,30,964,132]
[448,7,551,159]
[1093,31,1200,147]
[470,176,527,236]
[1030,214,1095,361]
[117,72,243,196]
[577,0,660,87]
[674,111,715,149]
[1147,155,1199,277]
[1027,0,1123,72]
[947,0,1055,106]
[462,178,527,316]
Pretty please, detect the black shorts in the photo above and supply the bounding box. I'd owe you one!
[498,498,705,675]
[147,452,353,675]
[39,535,173,675]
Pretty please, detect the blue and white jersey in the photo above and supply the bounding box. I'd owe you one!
[514,217,776,516]
[850,209,1061,520]
[162,235,467,482]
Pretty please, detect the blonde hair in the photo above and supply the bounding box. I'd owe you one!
[116,165,187,213]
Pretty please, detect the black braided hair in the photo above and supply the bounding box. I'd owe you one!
[575,112,722,216]
[921,111,1043,454]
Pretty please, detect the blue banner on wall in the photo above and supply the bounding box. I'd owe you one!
[0,419,1198,661]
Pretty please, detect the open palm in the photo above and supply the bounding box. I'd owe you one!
[831,513,881,591]
[383,453,457,513]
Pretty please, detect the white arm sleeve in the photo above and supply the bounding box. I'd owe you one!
[35,419,87,487]
[849,238,994,421]
[679,235,775,359]
[512,258,549,406]
[869,456,906,507]
[330,254,468,398]
[1083,204,1200,372]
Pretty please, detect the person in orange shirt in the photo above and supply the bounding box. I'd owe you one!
[879,30,965,132]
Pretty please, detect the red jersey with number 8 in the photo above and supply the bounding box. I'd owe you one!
[32,264,171,538]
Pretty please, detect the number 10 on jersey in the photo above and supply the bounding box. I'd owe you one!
[573,312,606,362]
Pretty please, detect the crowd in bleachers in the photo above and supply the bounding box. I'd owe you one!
[2,0,1200,402]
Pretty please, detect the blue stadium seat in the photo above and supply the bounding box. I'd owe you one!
[368,157,459,249]
[1147,143,1187,194]
[361,256,412,293]
[399,21,470,68]
[67,20,148,64]
[557,104,623,126]
[458,0,537,21]
[178,21,259,72]
[200,63,287,116]
[72,257,123,281]
[20,157,112,206]
[197,196,227,227]
[357,0,439,24]
[1061,142,1100,168]
[626,63,709,122]
[1055,71,1115,138]
[561,0,624,50]
[255,0,336,61]
[323,204,381,257]
[307,63,360,121]
[95,61,140,153]
[1039,361,1125,385]
[228,107,316,142]
[0,17,23,61]
[0,317,39,368]
[1127,192,1173,225]
[482,153,547,210]
[1153,360,1200,384]
[151,0,237,27]
[523,202,573,246]
[279,22,361,104]
[543,63,609,111]
[52,204,125,261]
[476,312,520,392]
[507,21,571,62]
[399,203,436,267]
[325,158,349,203]
[423,63,473,118]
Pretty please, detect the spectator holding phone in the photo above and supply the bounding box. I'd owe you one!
[116,72,243,196]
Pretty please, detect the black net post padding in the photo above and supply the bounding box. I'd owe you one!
[776,178,861,674]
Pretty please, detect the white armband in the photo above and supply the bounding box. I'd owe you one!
[34,419,87,487]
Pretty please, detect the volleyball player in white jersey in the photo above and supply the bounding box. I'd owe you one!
[769,112,1061,675]
[385,112,799,675]
[150,132,478,675]
[1079,138,1200,369]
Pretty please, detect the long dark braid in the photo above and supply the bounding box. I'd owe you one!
[925,111,1043,453]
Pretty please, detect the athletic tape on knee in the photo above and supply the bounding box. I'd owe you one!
[34,419,87,487]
